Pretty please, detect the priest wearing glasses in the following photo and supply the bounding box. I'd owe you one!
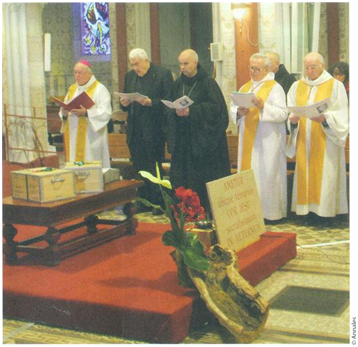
[286,52,349,221]
[164,49,230,212]
[229,53,287,222]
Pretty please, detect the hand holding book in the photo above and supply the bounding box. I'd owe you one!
[161,95,194,109]
[114,92,148,106]
[287,98,332,119]
[230,92,255,108]
[52,92,95,112]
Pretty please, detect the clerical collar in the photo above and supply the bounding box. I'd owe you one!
[251,72,274,86]
[302,70,332,86]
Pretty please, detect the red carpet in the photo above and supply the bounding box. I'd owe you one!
[3,222,296,343]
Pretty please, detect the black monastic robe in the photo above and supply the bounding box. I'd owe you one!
[165,64,231,211]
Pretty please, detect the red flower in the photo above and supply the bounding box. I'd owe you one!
[174,186,205,222]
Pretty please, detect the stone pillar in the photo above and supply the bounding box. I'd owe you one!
[26,3,50,154]
[212,3,237,134]
[125,3,151,67]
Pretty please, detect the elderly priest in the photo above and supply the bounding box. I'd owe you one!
[59,60,112,168]
[230,53,288,222]
[287,52,349,219]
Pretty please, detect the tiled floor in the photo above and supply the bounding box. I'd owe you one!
[3,212,352,344]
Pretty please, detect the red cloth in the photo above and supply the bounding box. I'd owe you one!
[3,223,296,342]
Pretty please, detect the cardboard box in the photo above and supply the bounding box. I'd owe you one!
[189,228,217,249]
[11,170,29,200]
[103,168,121,184]
[11,167,76,203]
[64,161,104,194]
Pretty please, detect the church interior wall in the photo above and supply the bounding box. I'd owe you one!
[158,3,191,79]
[2,2,350,159]
[22,2,351,108]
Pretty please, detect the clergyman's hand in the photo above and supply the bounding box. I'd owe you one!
[176,107,189,117]
[252,95,265,110]
[120,97,131,107]
[136,97,152,107]
[289,113,300,124]
[237,106,249,117]
[310,114,326,123]
[71,105,87,117]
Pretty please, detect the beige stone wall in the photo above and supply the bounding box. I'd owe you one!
[319,3,329,64]
[319,3,349,65]
[26,3,48,151]
[109,3,119,93]
[2,5,8,115]
[125,3,138,70]
[338,3,349,62]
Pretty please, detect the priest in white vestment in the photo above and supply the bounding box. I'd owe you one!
[286,52,349,218]
[59,60,112,168]
[230,53,288,221]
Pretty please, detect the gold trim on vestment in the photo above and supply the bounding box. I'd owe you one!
[240,80,277,171]
[296,78,334,205]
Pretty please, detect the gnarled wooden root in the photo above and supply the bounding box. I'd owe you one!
[187,244,269,343]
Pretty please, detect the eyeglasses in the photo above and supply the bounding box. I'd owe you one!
[248,66,263,73]
[304,65,320,71]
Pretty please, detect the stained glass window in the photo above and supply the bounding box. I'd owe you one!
[81,2,111,56]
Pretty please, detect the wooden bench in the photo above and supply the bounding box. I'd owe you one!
[109,133,349,175]
[227,134,349,172]
[108,133,349,213]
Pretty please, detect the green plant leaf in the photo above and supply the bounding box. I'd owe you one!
[173,234,209,271]
[136,197,153,207]
[162,230,180,247]
[185,232,198,246]
[180,245,209,271]
[138,170,172,190]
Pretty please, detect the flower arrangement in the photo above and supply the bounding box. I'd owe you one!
[138,165,209,283]
[139,166,270,341]
[171,186,206,222]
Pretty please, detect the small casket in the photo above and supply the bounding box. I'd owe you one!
[64,161,104,194]
[11,167,76,203]
[103,168,121,184]
[11,169,30,200]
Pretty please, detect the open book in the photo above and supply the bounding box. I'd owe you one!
[287,98,332,118]
[52,92,95,111]
[114,92,147,101]
[161,95,194,109]
[229,92,255,108]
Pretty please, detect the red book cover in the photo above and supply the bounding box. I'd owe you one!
[52,92,95,111]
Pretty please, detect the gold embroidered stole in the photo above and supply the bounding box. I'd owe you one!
[64,81,99,161]
[296,78,334,205]
[240,80,276,171]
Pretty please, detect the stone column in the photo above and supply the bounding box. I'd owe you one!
[212,3,237,134]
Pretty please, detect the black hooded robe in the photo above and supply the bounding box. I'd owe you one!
[165,64,231,211]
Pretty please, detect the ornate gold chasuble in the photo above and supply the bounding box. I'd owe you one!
[64,81,99,161]
[295,78,334,205]
[240,80,276,171]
